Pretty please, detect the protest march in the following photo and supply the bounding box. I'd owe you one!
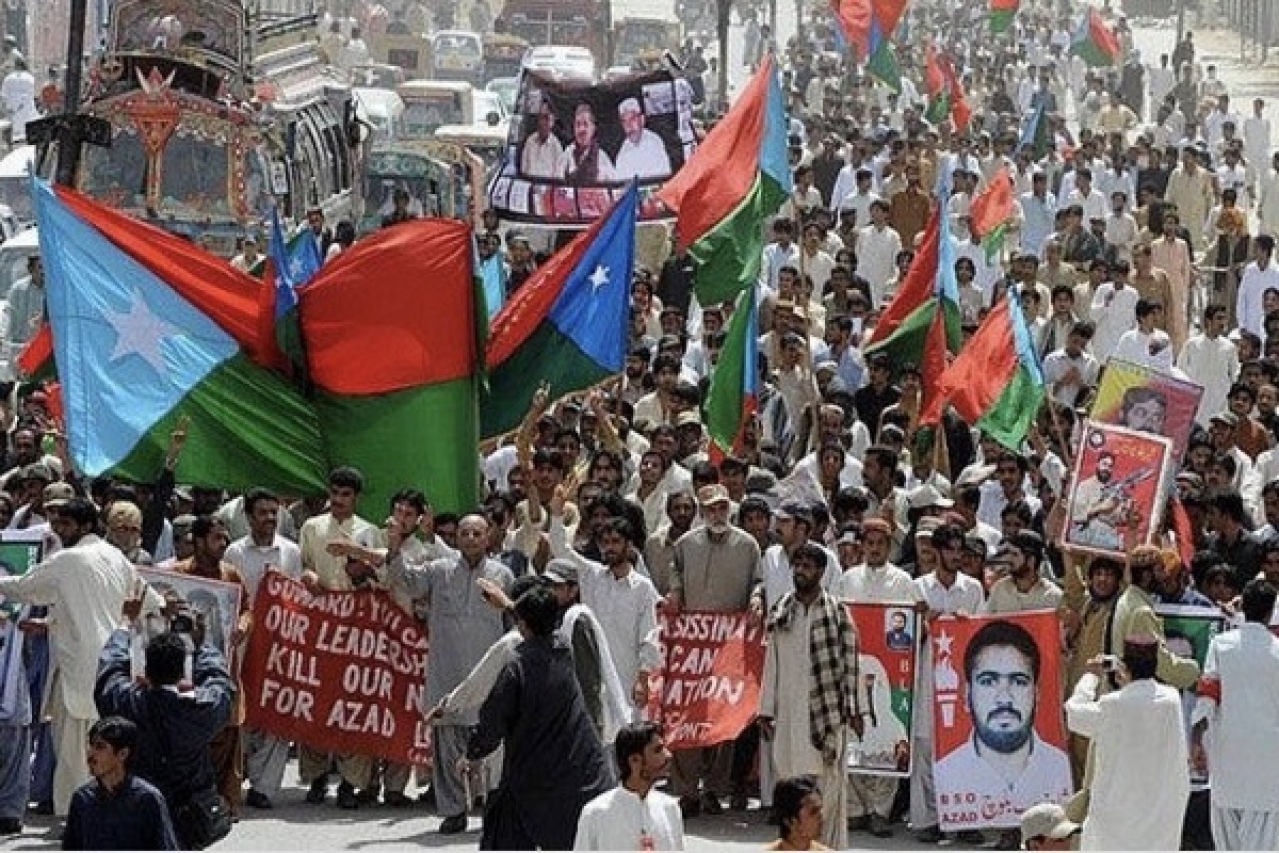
[4,0,1279,849]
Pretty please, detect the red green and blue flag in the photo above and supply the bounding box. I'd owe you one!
[482,184,638,438]
[705,285,759,459]
[1071,8,1122,67]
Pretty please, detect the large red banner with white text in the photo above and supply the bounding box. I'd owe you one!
[241,571,431,765]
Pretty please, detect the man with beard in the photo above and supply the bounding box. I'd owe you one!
[934,620,1073,828]
[559,102,616,184]
[1060,557,1123,786]
[983,532,1063,614]
[1068,453,1127,551]
[574,721,685,850]
[757,543,860,850]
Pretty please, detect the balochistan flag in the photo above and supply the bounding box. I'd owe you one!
[656,54,791,307]
[298,220,484,516]
[969,165,1016,261]
[867,42,903,93]
[923,47,972,133]
[990,0,1018,32]
[1071,7,1121,67]
[830,0,907,62]
[864,208,963,410]
[268,207,322,376]
[705,285,759,458]
[922,289,1046,450]
[482,184,638,438]
[16,323,54,381]
[1017,100,1053,159]
[32,178,328,495]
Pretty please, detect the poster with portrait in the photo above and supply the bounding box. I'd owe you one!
[0,534,43,718]
[491,69,698,226]
[139,568,242,666]
[930,611,1073,831]
[846,602,917,777]
[1060,421,1174,559]
[1090,358,1204,464]
[1155,603,1224,784]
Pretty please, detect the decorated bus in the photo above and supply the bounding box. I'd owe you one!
[63,0,362,256]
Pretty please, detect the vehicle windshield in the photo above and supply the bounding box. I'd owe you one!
[0,178,33,225]
[81,130,149,209]
[159,133,233,218]
[403,97,465,138]
[435,34,481,57]
[0,244,36,304]
[617,23,666,62]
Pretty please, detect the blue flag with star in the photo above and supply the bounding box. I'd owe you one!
[481,183,638,436]
[270,207,322,317]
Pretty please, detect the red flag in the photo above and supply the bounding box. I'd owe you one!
[969,166,1015,239]
[867,208,940,348]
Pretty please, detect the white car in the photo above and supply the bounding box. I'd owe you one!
[521,45,597,83]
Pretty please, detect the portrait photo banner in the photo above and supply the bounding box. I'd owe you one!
[241,571,431,766]
[138,567,243,668]
[1061,420,1174,558]
[1090,358,1204,464]
[930,610,1073,831]
[846,602,918,777]
[489,69,698,226]
[650,610,765,750]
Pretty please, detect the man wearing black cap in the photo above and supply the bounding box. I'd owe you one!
[1065,634,1190,849]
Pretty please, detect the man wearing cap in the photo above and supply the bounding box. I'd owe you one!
[0,497,165,817]
[1065,635,1190,849]
[547,509,661,734]
[1020,803,1080,850]
[983,531,1063,614]
[613,98,672,180]
[909,522,986,843]
[667,484,761,817]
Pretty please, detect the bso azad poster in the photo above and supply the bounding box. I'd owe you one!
[489,69,698,226]
[1089,358,1204,464]
[846,602,917,777]
[1061,421,1174,558]
[930,611,1073,831]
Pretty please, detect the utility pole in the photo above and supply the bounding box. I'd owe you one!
[1174,0,1186,59]
[27,0,111,186]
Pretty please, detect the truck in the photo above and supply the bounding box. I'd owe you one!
[498,0,608,67]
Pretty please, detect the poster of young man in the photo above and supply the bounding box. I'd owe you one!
[1061,421,1174,558]
[930,612,1073,831]
[1089,358,1204,463]
[846,602,916,776]
[490,69,698,226]
[925,613,1074,833]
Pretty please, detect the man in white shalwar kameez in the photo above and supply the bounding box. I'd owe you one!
[758,544,861,850]
[1064,634,1189,851]
[1191,578,1279,851]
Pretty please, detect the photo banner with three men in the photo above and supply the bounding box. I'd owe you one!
[929,611,1073,832]
[489,69,698,226]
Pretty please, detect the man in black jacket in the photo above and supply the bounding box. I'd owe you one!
[462,585,613,850]
[94,595,235,849]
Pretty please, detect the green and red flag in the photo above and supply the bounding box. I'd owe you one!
[705,284,759,460]
[864,207,964,412]
[990,0,1019,33]
[923,47,972,133]
[969,165,1017,261]
[1071,8,1121,67]
[481,184,638,439]
[922,289,1046,450]
[32,178,328,496]
[656,54,792,307]
[298,219,483,515]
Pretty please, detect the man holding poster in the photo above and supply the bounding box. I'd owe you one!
[933,618,1073,832]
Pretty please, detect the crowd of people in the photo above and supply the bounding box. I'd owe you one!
[5,0,1279,850]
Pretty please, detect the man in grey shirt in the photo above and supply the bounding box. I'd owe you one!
[387,513,513,835]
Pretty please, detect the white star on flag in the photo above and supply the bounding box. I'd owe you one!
[934,631,954,657]
[588,264,609,291]
[104,289,182,375]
